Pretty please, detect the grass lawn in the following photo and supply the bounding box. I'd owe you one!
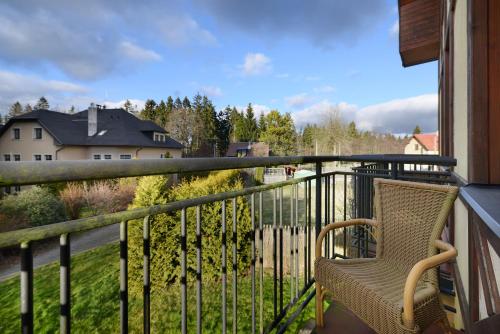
[0,243,320,333]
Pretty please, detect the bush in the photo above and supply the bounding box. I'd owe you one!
[0,187,67,227]
[59,183,86,219]
[59,179,137,219]
[128,170,252,294]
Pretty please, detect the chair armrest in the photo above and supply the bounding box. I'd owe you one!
[402,240,457,329]
[315,219,378,259]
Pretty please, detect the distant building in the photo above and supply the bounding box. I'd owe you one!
[226,142,270,158]
[404,133,439,155]
[0,105,183,193]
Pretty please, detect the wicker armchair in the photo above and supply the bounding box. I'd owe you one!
[315,178,458,333]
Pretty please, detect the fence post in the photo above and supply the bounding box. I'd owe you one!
[315,162,322,238]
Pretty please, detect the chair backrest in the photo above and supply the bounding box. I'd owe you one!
[373,178,458,284]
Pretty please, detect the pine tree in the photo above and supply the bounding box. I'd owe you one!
[216,106,232,155]
[259,110,297,156]
[8,101,23,117]
[243,103,258,142]
[347,121,359,138]
[24,104,33,114]
[34,96,49,110]
[258,112,266,135]
[123,99,132,112]
[156,100,168,128]
[141,99,157,121]
[68,105,76,114]
[413,125,422,134]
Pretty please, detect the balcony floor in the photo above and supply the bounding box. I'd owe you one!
[313,302,460,334]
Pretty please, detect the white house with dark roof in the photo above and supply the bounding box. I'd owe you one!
[0,104,182,163]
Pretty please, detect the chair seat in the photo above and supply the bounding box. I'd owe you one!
[315,257,445,334]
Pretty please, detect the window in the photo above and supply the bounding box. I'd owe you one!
[93,154,101,160]
[44,155,52,161]
[4,186,11,194]
[13,154,20,161]
[155,134,159,141]
[104,154,112,160]
[12,128,20,140]
[33,128,42,139]
[414,144,419,150]
[34,154,42,161]
[160,134,165,142]
[120,154,132,160]
[14,186,21,192]
[4,154,10,161]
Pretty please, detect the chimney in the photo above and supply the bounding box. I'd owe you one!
[88,103,97,136]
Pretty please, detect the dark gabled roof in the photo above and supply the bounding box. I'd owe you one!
[0,108,183,149]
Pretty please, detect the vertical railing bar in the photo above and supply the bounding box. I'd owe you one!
[181,208,187,334]
[304,181,308,289]
[143,215,150,334]
[289,185,294,305]
[332,174,336,260]
[120,221,128,334]
[222,200,227,334]
[60,233,71,334]
[196,206,202,334]
[279,187,283,312]
[20,241,33,334]
[343,174,347,257]
[324,175,329,257]
[295,183,299,299]
[307,179,312,283]
[258,192,264,334]
[248,195,254,334]
[232,198,238,333]
[273,188,277,320]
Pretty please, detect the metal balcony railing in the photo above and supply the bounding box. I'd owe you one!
[0,154,456,334]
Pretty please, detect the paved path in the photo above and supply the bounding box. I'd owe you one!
[0,223,119,282]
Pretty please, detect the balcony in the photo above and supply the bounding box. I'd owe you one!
[0,155,497,333]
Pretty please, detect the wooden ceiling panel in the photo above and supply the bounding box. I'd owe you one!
[398,0,441,67]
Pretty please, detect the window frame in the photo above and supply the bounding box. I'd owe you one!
[33,154,42,161]
[93,154,101,160]
[4,154,11,161]
[120,154,132,160]
[13,154,21,162]
[104,154,112,160]
[33,127,43,140]
[12,128,20,140]
[44,154,52,161]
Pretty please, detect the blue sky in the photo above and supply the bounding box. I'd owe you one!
[0,0,438,134]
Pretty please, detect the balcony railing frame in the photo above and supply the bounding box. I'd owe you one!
[0,155,457,334]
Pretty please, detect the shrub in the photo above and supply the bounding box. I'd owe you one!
[59,183,86,219]
[60,179,137,219]
[0,187,67,227]
[128,170,252,294]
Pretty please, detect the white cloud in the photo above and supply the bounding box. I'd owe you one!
[285,93,312,109]
[120,41,162,62]
[199,85,223,98]
[291,100,357,129]
[241,53,272,76]
[314,85,336,93]
[290,94,438,133]
[235,103,271,116]
[0,1,214,80]
[103,99,146,112]
[390,20,399,36]
[0,70,88,112]
[356,94,437,133]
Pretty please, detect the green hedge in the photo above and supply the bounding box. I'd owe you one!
[128,170,252,293]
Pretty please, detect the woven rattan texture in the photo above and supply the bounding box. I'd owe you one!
[315,179,458,334]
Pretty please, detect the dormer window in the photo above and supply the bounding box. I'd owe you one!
[153,132,166,142]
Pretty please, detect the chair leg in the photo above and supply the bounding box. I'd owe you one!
[316,283,324,327]
[436,316,453,334]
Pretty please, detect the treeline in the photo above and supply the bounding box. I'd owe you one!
[298,108,407,155]
[139,95,297,157]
